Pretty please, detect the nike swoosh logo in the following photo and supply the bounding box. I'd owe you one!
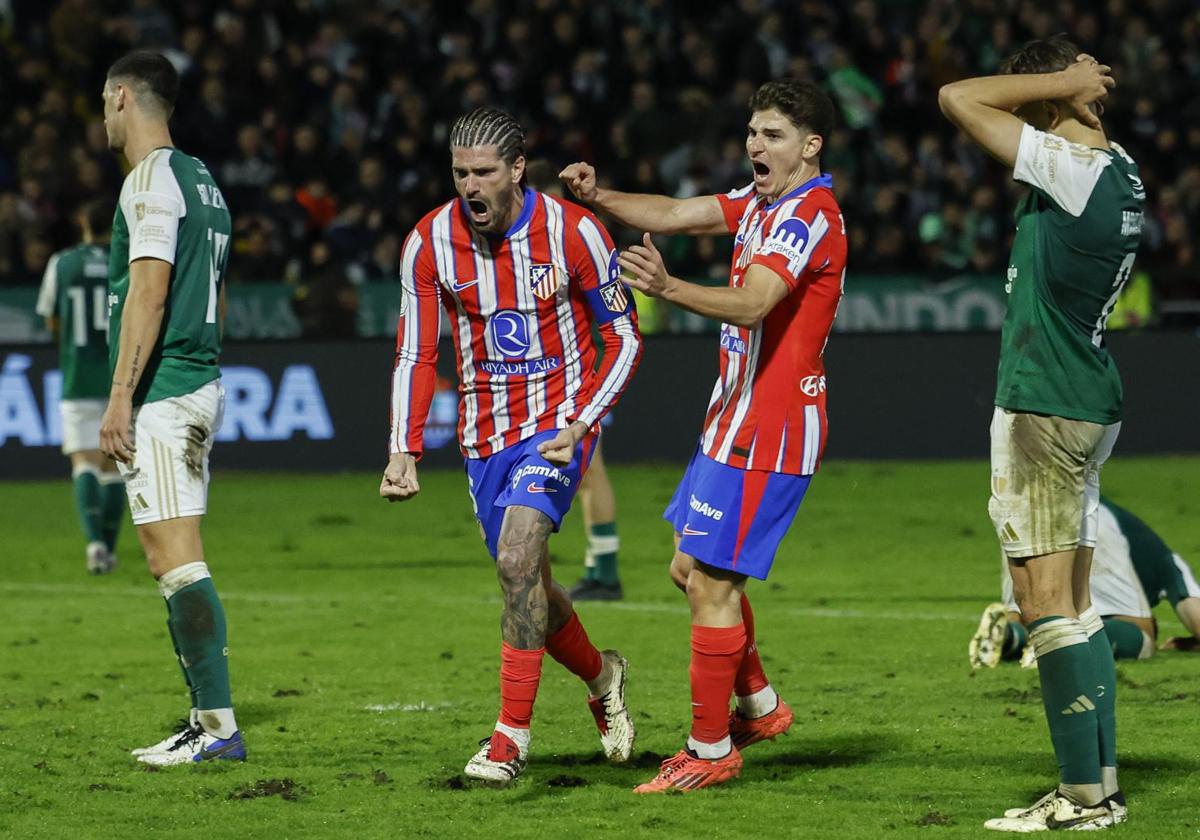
[450,279,478,293]
[682,526,708,536]
[526,483,557,494]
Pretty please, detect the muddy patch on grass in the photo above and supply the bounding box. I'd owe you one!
[545,775,588,788]
[229,778,308,801]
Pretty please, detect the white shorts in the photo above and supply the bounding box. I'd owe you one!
[60,398,106,455]
[988,407,1121,558]
[118,380,224,525]
[1001,505,1152,619]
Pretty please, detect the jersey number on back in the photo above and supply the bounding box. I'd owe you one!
[1092,252,1136,348]
[207,228,230,325]
[67,286,108,347]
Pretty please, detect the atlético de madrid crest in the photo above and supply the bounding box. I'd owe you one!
[529,264,562,300]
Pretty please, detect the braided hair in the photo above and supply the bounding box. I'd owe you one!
[449,107,526,164]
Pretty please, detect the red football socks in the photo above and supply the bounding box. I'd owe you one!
[735,594,770,696]
[498,643,545,728]
[545,612,603,684]
[689,623,747,743]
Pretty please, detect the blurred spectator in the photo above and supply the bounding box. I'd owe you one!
[292,239,358,339]
[222,125,277,215]
[0,0,1194,313]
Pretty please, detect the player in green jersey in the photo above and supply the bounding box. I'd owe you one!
[96,51,244,766]
[36,200,125,574]
[971,497,1200,667]
[940,37,1142,831]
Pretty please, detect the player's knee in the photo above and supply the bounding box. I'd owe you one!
[685,567,738,610]
[495,544,540,589]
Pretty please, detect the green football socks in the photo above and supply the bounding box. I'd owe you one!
[1102,617,1147,661]
[1002,620,1028,660]
[165,608,198,708]
[158,562,235,732]
[1081,608,1119,795]
[71,465,104,544]
[1027,616,1102,790]
[585,522,620,585]
[99,474,126,553]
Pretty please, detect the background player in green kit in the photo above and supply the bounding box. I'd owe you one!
[940,38,1142,831]
[36,201,125,575]
[96,51,244,766]
[971,496,1200,667]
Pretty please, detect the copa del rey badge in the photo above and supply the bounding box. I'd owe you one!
[529,263,562,300]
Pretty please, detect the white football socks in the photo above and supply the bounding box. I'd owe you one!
[737,684,778,719]
[687,734,732,759]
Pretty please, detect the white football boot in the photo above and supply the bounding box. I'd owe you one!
[586,650,635,763]
[987,789,1114,832]
[137,726,246,766]
[464,731,527,786]
[970,602,1009,669]
[131,715,198,757]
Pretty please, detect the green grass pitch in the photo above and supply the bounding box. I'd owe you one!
[2,457,1198,838]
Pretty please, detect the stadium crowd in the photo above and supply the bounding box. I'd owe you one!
[1,0,1197,311]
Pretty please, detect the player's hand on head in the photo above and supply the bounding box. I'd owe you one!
[558,162,598,203]
[617,232,673,298]
[99,397,135,464]
[1064,54,1114,129]
[380,453,421,502]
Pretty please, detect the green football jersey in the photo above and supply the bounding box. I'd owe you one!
[36,243,112,399]
[996,124,1144,425]
[108,147,230,406]
[1103,497,1195,609]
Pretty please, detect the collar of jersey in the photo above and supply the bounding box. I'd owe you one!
[461,186,538,240]
[765,173,833,210]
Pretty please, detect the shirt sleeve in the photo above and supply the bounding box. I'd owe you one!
[388,228,442,458]
[749,202,833,291]
[35,253,60,317]
[714,183,757,234]
[121,155,186,264]
[1013,123,1111,218]
[567,212,642,429]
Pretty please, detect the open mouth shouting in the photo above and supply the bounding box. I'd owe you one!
[466,198,491,227]
[752,160,771,185]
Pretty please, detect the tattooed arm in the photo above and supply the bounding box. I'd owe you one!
[495,506,555,649]
[100,258,171,463]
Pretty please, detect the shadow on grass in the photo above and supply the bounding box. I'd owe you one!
[747,731,907,778]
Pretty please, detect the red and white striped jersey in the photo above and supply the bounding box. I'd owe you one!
[389,187,642,459]
[702,174,847,475]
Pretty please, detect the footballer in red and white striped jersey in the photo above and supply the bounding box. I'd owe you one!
[381,108,641,786]
[704,173,846,476]
[389,186,640,461]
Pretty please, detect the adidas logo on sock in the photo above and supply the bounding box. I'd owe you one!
[1060,695,1096,715]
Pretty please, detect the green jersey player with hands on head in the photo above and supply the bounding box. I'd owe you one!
[940,36,1143,832]
[98,50,243,766]
[36,200,125,574]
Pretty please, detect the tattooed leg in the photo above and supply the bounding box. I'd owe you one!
[496,506,554,650]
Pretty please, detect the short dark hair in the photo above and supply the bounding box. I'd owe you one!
[80,200,112,237]
[748,79,835,139]
[1001,34,1081,75]
[107,51,179,113]
[448,107,526,164]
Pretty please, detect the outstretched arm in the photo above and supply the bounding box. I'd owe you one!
[937,56,1113,166]
[560,161,729,236]
[618,233,787,330]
